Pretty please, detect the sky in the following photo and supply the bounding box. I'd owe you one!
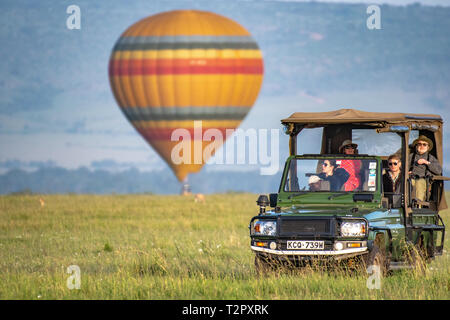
[1,0,450,178]
[274,0,450,5]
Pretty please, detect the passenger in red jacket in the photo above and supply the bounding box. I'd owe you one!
[339,140,361,191]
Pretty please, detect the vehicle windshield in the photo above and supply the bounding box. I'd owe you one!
[284,158,378,192]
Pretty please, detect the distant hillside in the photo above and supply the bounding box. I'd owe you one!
[2,165,448,195]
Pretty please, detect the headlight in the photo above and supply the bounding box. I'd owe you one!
[340,221,366,237]
[252,220,277,236]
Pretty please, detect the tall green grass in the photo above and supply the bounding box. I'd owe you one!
[0,193,449,299]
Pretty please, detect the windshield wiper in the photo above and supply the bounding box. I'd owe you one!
[288,191,309,199]
[328,193,349,200]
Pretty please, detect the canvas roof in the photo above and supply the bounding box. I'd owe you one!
[281,108,442,126]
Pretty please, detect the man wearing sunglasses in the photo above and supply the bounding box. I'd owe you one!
[409,135,442,202]
[383,154,402,193]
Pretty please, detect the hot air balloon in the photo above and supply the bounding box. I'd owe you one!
[108,10,264,186]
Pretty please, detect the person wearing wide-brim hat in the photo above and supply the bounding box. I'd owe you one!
[411,135,434,151]
[409,135,442,202]
[339,140,358,154]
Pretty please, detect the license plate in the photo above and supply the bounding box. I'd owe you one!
[287,241,324,250]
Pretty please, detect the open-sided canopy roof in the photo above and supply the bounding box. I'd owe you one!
[281,109,442,127]
[281,108,447,210]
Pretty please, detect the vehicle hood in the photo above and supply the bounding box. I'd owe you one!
[267,205,379,218]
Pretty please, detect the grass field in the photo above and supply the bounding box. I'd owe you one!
[0,192,449,300]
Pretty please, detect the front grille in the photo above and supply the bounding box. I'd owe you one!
[279,217,333,237]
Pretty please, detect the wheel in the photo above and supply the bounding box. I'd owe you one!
[363,245,388,276]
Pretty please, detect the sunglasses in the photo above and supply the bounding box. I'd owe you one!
[388,162,399,166]
[322,163,330,167]
[416,142,428,147]
[344,145,355,149]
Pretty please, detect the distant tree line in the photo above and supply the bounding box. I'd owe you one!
[0,167,282,195]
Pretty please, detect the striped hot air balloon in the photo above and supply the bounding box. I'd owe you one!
[109,10,264,182]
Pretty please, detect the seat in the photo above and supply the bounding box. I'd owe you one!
[320,180,330,191]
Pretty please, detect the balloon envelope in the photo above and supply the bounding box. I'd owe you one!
[109,10,264,181]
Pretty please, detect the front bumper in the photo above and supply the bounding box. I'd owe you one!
[251,245,368,260]
[249,215,369,261]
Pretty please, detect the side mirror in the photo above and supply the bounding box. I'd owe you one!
[269,193,278,208]
[256,195,270,214]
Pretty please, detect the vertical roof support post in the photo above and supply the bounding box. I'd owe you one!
[288,140,297,192]
[284,124,303,192]
[433,125,448,210]
[284,123,303,156]
[401,130,412,225]
[289,133,297,156]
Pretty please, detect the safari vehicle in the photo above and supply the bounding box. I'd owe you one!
[249,109,447,273]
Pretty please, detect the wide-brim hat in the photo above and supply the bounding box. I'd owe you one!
[412,135,433,151]
[339,139,358,153]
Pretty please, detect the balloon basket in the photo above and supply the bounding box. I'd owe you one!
[181,183,192,196]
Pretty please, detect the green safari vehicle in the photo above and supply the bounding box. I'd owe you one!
[249,109,447,274]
